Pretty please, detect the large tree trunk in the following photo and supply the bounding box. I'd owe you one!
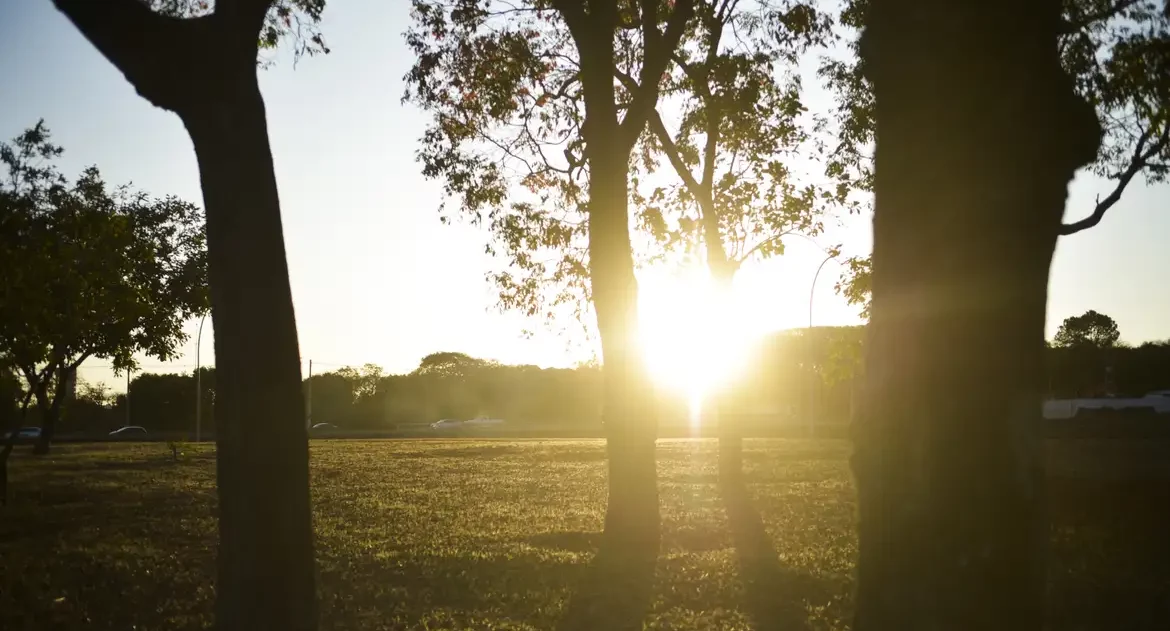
[181,71,317,631]
[579,25,660,553]
[50,3,319,629]
[589,147,660,553]
[851,1,1101,629]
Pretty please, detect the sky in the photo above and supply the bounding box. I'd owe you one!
[1,1,1167,392]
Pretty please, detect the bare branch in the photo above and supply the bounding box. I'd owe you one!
[646,108,704,196]
[1060,127,1162,235]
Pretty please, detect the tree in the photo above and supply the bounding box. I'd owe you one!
[850,0,1102,629]
[406,0,697,552]
[49,1,328,628]
[826,0,1169,315]
[635,0,833,480]
[1053,309,1121,349]
[0,122,207,455]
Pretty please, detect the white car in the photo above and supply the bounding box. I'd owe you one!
[109,426,148,438]
[464,417,505,427]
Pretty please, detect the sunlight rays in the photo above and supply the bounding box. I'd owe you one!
[637,267,767,425]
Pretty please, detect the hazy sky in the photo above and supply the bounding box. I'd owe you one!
[2,1,1167,391]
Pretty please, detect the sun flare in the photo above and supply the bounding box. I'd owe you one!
[638,268,762,424]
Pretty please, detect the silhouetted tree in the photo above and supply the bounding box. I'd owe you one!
[406,0,697,553]
[851,0,1101,628]
[633,0,832,481]
[50,1,328,628]
[0,122,207,455]
[1053,309,1121,349]
[828,0,1169,315]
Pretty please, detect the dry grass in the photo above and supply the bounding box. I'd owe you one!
[1,439,1165,630]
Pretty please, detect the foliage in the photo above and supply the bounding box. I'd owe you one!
[638,1,834,278]
[0,121,208,429]
[1054,309,1122,349]
[404,0,701,338]
[145,0,330,61]
[825,0,1170,312]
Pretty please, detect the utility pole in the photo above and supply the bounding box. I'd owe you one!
[306,359,313,431]
[125,369,131,428]
[195,313,206,442]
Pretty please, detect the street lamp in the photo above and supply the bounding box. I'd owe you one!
[807,251,839,438]
[195,313,207,443]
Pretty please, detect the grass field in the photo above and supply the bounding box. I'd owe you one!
[2,439,1167,630]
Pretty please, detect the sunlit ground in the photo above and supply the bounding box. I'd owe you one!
[639,266,770,429]
[2,440,1163,630]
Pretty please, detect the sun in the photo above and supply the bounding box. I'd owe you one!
[637,268,761,422]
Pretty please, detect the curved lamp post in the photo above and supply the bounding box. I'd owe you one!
[807,251,840,438]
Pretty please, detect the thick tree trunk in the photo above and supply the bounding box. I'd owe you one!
[50,3,318,629]
[852,1,1101,629]
[574,7,661,555]
[180,71,317,631]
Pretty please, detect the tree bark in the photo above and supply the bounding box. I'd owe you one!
[851,1,1101,629]
[181,70,317,631]
[32,366,73,455]
[51,3,318,629]
[578,15,660,554]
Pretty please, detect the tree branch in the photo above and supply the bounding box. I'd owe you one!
[1060,127,1164,235]
[699,19,725,190]
[645,108,704,196]
[52,0,218,113]
[618,0,696,149]
[217,0,276,55]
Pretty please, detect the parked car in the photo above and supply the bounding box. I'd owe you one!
[2,427,42,442]
[109,426,148,438]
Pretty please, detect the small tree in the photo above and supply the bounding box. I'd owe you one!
[406,0,698,552]
[1053,309,1121,349]
[635,0,833,479]
[0,122,208,454]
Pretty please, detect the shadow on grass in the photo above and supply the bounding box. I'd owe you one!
[720,474,833,631]
[554,537,657,631]
[1047,476,1170,630]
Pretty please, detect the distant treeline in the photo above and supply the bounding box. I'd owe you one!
[5,326,1168,434]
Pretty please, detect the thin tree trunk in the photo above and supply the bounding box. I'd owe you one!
[851,1,1101,629]
[699,199,742,484]
[2,388,37,506]
[32,366,73,455]
[180,71,317,631]
[30,382,55,456]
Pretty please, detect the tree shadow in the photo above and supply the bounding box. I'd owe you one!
[554,535,658,631]
[720,474,833,631]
